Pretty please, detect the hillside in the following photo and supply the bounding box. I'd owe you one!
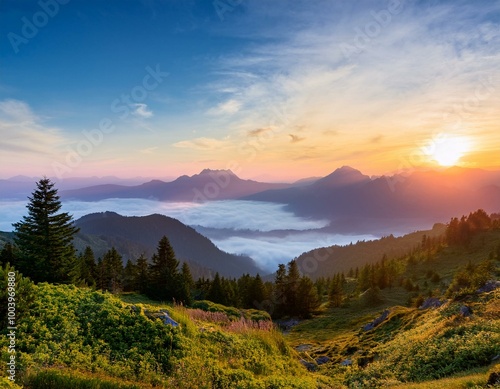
[74,211,261,278]
[295,223,447,278]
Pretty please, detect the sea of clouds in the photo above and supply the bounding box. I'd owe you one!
[1,198,376,271]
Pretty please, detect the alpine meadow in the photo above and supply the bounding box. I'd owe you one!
[1,1,500,388]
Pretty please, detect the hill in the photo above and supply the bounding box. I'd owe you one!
[74,211,260,278]
[61,169,292,202]
[295,223,447,278]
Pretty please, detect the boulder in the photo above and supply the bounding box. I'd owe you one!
[476,280,500,294]
[459,305,473,317]
[419,297,443,310]
[300,360,317,371]
[295,344,313,352]
[363,309,389,331]
[316,356,330,365]
[340,359,352,366]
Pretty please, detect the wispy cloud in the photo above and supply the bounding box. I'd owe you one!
[206,99,242,116]
[173,137,230,150]
[289,134,305,143]
[132,103,153,118]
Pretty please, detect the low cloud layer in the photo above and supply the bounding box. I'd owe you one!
[1,198,375,271]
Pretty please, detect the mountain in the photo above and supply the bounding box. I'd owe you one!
[245,166,500,231]
[61,169,293,202]
[0,176,151,200]
[74,211,260,277]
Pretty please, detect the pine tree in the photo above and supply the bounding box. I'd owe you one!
[101,247,123,293]
[207,272,225,304]
[122,259,139,292]
[148,236,180,302]
[248,274,265,308]
[179,262,194,305]
[0,243,17,267]
[135,254,149,294]
[296,276,320,318]
[285,260,301,316]
[13,178,79,283]
[70,246,97,287]
[329,274,344,308]
[273,264,287,318]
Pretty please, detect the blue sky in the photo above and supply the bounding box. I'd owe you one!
[1,0,499,181]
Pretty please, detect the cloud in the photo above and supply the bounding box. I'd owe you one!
[139,146,158,154]
[0,197,374,271]
[173,137,230,150]
[0,99,67,156]
[289,134,305,143]
[206,99,242,115]
[247,127,272,137]
[132,103,153,118]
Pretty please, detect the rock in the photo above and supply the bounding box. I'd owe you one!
[476,280,500,294]
[419,297,443,310]
[316,356,330,365]
[295,344,313,352]
[363,309,390,331]
[340,359,352,366]
[487,371,500,386]
[459,305,473,317]
[160,309,179,327]
[300,360,317,371]
[277,319,300,331]
[492,354,500,362]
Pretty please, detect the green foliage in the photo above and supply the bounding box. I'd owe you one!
[1,282,182,385]
[23,370,141,389]
[12,178,79,283]
[446,259,496,299]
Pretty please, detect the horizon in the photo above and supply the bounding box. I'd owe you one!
[1,1,500,181]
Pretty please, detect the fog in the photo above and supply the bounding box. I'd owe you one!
[1,198,376,271]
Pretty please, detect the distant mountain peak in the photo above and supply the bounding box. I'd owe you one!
[199,168,237,176]
[315,166,371,188]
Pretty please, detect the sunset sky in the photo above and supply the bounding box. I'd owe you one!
[1,0,499,182]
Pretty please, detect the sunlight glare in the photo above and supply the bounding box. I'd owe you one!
[426,135,471,167]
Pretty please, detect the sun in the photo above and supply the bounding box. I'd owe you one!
[426,135,471,167]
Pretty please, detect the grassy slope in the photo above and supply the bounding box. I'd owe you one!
[0,281,337,389]
[287,229,500,388]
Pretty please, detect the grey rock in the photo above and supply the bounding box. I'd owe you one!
[295,344,313,352]
[459,305,473,317]
[476,280,500,294]
[363,309,389,331]
[419,297,443,310]
[340,359,352,366]
[316,356,330,365]
[300,360,317,371]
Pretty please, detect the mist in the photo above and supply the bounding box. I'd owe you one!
[1,198,377,271]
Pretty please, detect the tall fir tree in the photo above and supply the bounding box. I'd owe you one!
[135,254,149,294]
[101,247,123,293]
[179,261,194,305]
[207,272,226,305]
[12,178,79,283]
[148,236,181,302]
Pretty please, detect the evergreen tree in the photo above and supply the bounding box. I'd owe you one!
[273,264,287,318]
[70,246,97,287]
[207,272,225,304]
[296,276,320,318]
[101,247,123,293]
[0,243,17,267]
[135,254,149,294]
[248,274,265,308]
[148,236,180,302]
[122,259,138,292]
[329,274,344,307]
[285,260,301,315]
[12,178,79,283]
[179,262,194,305]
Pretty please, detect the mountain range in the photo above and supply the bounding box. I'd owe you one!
[61,169,293,202]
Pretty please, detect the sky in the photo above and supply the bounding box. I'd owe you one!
[1,0,500,182]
